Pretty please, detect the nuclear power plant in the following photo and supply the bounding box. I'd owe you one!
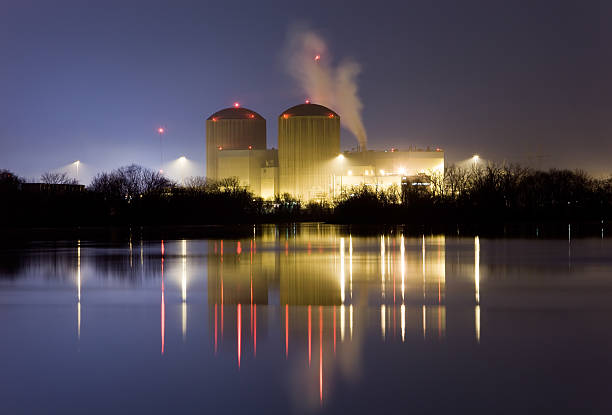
[206,102,444,201]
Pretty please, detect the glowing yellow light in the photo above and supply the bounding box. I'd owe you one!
[472,154,480,161]
[337,154,344,160]
[398,167,406,175]
[347,170,352,176]
[179,156,187,162]
[379,169,385,175]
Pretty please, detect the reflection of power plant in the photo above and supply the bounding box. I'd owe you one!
[205,103,444,201]
[203,229,478,347]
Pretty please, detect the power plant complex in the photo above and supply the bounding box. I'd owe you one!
[206,102,444,201]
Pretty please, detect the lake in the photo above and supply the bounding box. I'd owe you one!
[1,224,611,414]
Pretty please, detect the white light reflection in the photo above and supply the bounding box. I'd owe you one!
[181,239,187,341]
[475,305,481,343]
[381,236,385,298]
[401,304,405,342]
[77,240,81,340]
[422,235,426,301]
[340,237,345,304]
[340,304,345,341]
[475,236,480,304]
[349,235,353,300]
[422,305,426,339]
[349,304,353,340]
[381,304,386,340]
[400,235,405,301]
[182,239,187,302]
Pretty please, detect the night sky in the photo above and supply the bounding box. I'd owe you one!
[1,0,610,183]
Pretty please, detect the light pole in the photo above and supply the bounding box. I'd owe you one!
[158,127,165,173]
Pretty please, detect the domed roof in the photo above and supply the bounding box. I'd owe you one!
[280,103,339,118]
[207,107,265,121]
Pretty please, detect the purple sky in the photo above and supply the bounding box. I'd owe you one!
[1,0,610,183]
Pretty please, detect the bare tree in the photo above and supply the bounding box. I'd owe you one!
[89,164,173,199]
[41,172,78,185]
[183,176,217,192]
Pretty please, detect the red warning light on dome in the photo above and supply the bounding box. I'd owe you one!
[248,114,255,119]
[218,146,223,150]
[157,127,165,134]
[248,145,253,150]
[305,99,310,104]
[328,114,334,118]
[283,114,289,119]
[234,102,240,108]
[314,55,320,62]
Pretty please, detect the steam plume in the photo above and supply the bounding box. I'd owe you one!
[285,26,367,150]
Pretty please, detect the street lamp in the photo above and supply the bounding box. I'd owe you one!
[157,126,166,173]
[472,154,480,162]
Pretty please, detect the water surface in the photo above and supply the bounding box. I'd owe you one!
[1,225,611,414]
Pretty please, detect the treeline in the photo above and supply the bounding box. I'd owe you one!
[335,164,612,224]
[1,163,611,227]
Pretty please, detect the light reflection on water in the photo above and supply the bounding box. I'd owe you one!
[1,224,612,414]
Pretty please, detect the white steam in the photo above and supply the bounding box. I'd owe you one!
[284,26,367,150]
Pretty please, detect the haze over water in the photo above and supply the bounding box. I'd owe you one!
[1,225,611,414]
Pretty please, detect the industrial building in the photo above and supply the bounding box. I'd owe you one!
[205,102,444,201]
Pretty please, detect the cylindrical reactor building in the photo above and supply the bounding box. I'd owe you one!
[205,106,266,180]
[278,103,340,200]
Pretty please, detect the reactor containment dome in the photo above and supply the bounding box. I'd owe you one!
[206,105,266,180]
[278,103,340,201]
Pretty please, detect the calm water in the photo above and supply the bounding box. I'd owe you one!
[1,225,612,414]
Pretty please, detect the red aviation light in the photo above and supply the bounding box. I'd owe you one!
[314,55,321,62]
[305,99,310,104]
[283,114,289,119]
[234,102,240,108]
[212,117,218,122]
[248,113,255,119]
[157,127,165,134]
[328,114,334,118]
[248,145,253,150]
[436,147,442,152]
[218,146,223,150]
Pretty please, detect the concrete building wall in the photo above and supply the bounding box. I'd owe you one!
[365,150,444,176]
[261,166,278,200]
[216,148,278,197]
